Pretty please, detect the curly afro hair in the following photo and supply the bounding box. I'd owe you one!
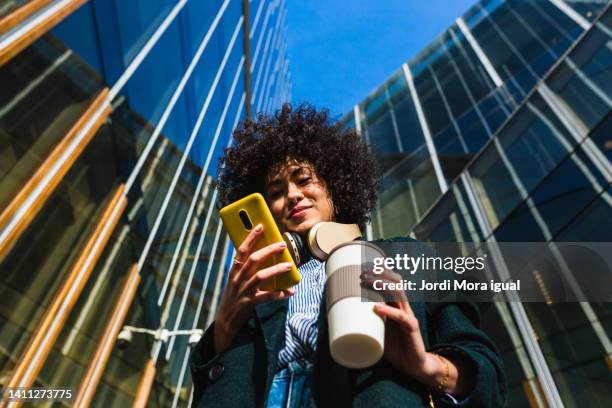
[216,103,380,228]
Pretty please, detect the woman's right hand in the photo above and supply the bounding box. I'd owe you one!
[213,224,295,354]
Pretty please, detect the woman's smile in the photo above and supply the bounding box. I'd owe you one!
[265,158,335,238]
[289,205,311,220]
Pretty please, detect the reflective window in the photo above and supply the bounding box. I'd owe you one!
[503,96,575,192]
[413,66,453,136]
[589,111,612,161]
[0,125,122,380]
[0,35,103,212]
[480,303,537,408]
[469,94,577,231]
[546,10,612,132]
[51,3,105,75]
[457,109,490,152]
[565,0,609,22]
[38,223,137,404]
[113,0,176,66]
[555,185,612,242]
[123,21,191,143]
[374,147,441,239]
[434,124,465,156]
[413,183,483,243]
[448,25,496,104]
[469,141,522,231]
[523,301,612,407]
[471,0,581,93]
[392,92,425,154]
[361,71,425,159]
[365,109,399,154]
[493,137,608,242]
[183,0,227,60]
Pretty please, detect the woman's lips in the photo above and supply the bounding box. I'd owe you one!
[290,207,310,220]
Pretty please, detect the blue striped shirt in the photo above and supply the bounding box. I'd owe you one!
[276,258,326,369]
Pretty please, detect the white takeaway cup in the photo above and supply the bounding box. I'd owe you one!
[325,241,386,369]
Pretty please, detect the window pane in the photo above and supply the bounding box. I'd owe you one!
[469,94,577,230]
[0,35,104,211]
[546,12,612,132]
[555,185,612,242]
[374,147,441,238]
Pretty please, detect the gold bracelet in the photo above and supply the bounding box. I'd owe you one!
[434,353,449,392]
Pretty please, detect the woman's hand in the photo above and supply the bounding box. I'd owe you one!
[214,224,294,354]
[362,271,474,398]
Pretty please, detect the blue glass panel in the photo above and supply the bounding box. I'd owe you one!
[555,185,612,241]
[435,125,464,156]
[413,66,452,135]
[501,95,576,192]
[471,0,581,95]
[124,21,185,137]
[113,0,176,65]
[392,92,426,155]
[52,3,104,75]
[448,25,496,104]
[365,109,399,153]
[182,0,225,60]
[589,112,612,162]
[494,140,608,241]
[457,109,490,152]
[565,0,609,22]
[547,10,612,131]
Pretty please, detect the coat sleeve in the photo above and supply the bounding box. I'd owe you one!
[189,321,223,405]
[427,301,508,407]
[189,316,266,407]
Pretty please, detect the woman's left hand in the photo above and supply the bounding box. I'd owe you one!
[361,271,472,396]
[361,271,438,383]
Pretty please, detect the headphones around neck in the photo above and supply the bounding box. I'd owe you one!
[282,222,362,266]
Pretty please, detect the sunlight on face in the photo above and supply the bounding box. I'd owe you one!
[265,158,335,237]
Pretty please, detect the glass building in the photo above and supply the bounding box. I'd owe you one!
[342,0,611,407]
[0,0,289,406]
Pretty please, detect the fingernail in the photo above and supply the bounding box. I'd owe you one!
[278,241,286,248]
[284,262,293,269]
[255,224,263,232]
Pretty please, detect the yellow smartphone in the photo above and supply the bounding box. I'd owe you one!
[219,193,301,291]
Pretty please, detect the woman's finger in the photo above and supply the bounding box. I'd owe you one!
[244,261,294,292]
[373,303,419,332]
[231,224,264,277]
[368,270,402,283]
[360,273,408,302]
[236,240,288,281]
[251,288,295,304]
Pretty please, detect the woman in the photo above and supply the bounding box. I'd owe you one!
[190,104,507,407]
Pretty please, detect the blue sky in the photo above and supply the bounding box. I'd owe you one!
[285,0,475,119]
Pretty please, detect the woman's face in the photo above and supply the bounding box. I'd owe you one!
[265,159,335,237]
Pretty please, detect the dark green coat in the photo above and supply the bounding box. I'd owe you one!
[190,237,507,407]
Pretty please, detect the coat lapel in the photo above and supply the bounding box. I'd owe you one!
[254,298,289,368]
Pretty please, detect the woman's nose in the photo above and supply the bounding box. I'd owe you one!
[287,183,304,203]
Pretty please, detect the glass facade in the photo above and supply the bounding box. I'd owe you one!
[343,1,611,406]
[0,0,289,406]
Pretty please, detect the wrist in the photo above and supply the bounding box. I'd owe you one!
[416,353,450,392]
[213,316,231,354]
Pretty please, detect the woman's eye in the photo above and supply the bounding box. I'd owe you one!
[269,190,282,198]
[299,177,311,185]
